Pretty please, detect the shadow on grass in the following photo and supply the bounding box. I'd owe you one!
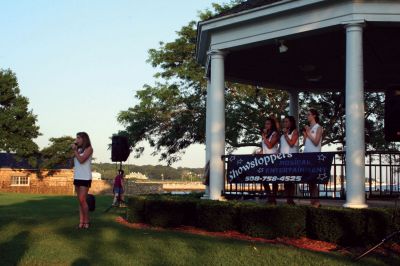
[71,257,91,266]
[0,193,398,265]
[0,231,29,265]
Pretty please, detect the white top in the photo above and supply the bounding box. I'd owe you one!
[304,123,322,153]
[262,131,279,154]
[280,131,298,154]
[73,149,92,180]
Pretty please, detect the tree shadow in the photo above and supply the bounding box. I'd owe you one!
[71,257,91,266]
[0,194,398,265]
[0,231,30,265]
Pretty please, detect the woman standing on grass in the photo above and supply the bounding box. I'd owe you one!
[72,132,93,229]
[280,116,299,205]
[303,109,323,207]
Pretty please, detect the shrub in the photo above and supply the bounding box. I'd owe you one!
[307,207,356,245]
[197,200,239,231]
[306,207,395,246]
[145,197,185,227]
[125,194,399,247]
[126,195,146,223]
[126,195,198,227]
[178,198,199,226]
[362,208,393,244]
[239,203,306,239]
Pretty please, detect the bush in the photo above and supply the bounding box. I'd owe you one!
[239,203,306,239]
[144,196,197,228]
[125,194,399,247]
[126,195,146,223]
[363,208,393,244]
[179,198,199,226]
[197,200,239,231]
[306,207,396,246]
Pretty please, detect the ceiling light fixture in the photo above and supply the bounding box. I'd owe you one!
[278,40,288,53]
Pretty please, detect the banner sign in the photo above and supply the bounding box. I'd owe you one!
[226,152,335,184]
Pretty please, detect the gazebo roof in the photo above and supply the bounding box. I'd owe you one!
[196,0,400,91]
[0,153,73,170]
[211,0,284,19]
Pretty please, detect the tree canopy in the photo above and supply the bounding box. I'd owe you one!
[0,69,40,164]
[40,136,75,170]
[117,2,398,165]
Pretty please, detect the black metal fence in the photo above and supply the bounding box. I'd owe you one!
[223,151,400,199]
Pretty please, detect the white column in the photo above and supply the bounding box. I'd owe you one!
[202,78,211,199]
[289,90,300,195]
[208,50,226,200]
[289,90,299,128]
[343,22,368,208]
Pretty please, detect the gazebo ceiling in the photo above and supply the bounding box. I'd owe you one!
[224,23,400,91]
[197,0,400,92]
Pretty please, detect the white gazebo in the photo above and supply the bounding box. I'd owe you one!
[196,0,400,208]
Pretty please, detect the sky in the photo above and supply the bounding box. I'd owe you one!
[0,0,229,168]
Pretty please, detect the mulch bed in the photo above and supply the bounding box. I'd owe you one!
[115,217,337,253]
[116,216,400,258]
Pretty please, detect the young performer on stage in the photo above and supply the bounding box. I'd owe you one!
[261,117,280,204]
[303,109,323,207]
[280,116,299,205]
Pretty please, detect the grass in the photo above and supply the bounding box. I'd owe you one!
[0,193,398,266]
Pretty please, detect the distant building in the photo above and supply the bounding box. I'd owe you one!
[92,171,102,180]
[125,172,148,180]
[0,153,74,194]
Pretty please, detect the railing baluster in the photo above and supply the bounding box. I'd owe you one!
[379,153,383,197]
[389,154,393,196]
[369,153,372,198]
[333,155,337,199]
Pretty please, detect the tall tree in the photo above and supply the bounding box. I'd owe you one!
[117,2,288,165]
[40,136,75,170]
[0,69,40,163]
[300,91,398,151]
[117,2,398,165]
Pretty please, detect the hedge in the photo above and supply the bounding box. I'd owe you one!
[306,207,399,246]
[127,195,197,227]
[126,195,146,223]
[197,200,239,231]
[239,203,306,238]
[145,197,197,227]
[126,194,400,247]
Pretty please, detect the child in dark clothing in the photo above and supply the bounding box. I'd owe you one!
[113,170,125,206]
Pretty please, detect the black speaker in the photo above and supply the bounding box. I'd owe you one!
[384,89,400,142]
[111,136,131,162]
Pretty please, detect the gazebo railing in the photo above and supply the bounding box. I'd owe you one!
[223,151,400,199]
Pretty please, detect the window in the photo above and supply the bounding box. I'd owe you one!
[11,176,30,186]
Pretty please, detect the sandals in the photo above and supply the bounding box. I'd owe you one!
[77,222,90,229]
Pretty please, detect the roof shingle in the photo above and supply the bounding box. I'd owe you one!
[0,153,73,169]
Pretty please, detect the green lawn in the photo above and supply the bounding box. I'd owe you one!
[0,193,397,266]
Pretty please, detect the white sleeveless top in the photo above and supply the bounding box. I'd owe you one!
[262,131,279,154]
[280,131,298,154]
[304,123,322,153]
[73,149,92,180]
